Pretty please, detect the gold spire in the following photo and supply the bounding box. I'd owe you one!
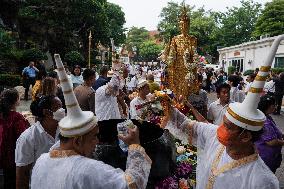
[179,2,189,23]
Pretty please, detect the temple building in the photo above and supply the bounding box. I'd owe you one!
[218,34,284,73]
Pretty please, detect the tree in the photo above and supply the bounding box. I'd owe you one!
[18,0,109,55]
[64,51,85,67]
[157,2,188,42]
[16,0,126,57]
[253,0,284,37]
[106,2,126,46]
[157,2,218,57]
[139,40,163,62]
[126,27,149,48]
[216,0,262,47]
[125,27,150,61]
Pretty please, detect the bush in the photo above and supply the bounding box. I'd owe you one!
[22,48,47,62]
[272,68,284,74]
[0,74,21,87]
[243,69,254,76]
[64,51,85,67]
[228,66,236,75]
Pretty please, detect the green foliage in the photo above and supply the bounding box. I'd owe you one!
[253,0,284,37]
[157,0,262,61]
[139,41,163,62]
[17,0,126,56]
[271,68,284,74]
[22,48,47,62]
[126,27,150,49]
[106,2,126,45]
[0,74,21,87]
[157,2,186,41]
[64,51,85,67]
[215,0,262,47]
[243,69,255,76]
[228,66,236,75]
[125,27,151,61]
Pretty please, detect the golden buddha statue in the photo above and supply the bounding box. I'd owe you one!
[166,5,198,98]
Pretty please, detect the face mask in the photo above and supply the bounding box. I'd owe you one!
[217,124,231,146]
[217,124,244,146]
[53,108,66,121]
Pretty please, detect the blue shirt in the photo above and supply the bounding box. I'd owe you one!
[23,67,37,78]
[92,76,109,91]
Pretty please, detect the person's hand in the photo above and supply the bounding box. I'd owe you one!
[118,126,140,145]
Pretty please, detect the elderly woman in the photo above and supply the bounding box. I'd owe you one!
[255,95,284,173]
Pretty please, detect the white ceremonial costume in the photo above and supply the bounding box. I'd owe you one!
[95,85,121,121]
[130,97,147,120]
[165,108,279,189]
[15,121,56,166]
[165,35,284,189]
[31,144,151,189]
[207,99,233,125]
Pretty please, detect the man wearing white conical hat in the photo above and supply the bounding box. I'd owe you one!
[129,79,150,120]
[30,54,152,189]
[165,35,284,189]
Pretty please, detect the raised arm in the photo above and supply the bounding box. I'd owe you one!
[119,126,151,189]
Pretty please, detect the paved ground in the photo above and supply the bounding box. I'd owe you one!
[1,94,283,188]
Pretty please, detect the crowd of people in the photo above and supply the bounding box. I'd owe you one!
[0,58,284,189]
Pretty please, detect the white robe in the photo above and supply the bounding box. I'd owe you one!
[31,145,151,189]
[166,108,279,189]
[95,85,121,121]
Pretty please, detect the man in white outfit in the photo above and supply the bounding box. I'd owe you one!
[166,62,280,189]
[30,54,151,189]
[95,73,122,121]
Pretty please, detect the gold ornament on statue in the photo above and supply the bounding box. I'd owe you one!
[163,3,198,98]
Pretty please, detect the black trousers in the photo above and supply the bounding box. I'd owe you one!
[274,94,283,114]
[3,168,16,189]
[24,77,36,100]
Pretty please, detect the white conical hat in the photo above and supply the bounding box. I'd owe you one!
[225,35,284,131]
[54,54,97,137]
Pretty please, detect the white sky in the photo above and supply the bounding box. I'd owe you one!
[107,0,272,31]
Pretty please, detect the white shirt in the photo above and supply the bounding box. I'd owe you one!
[165,109,279,189]
[264,80,275,93]
[127,76,138,90]
[95,85,121,121]
[130,97,147,119]
[129,65,136,75]
[207,99,232,125]
[230,87,245,103]
[15,121,56,166]
[31,145,151,189]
